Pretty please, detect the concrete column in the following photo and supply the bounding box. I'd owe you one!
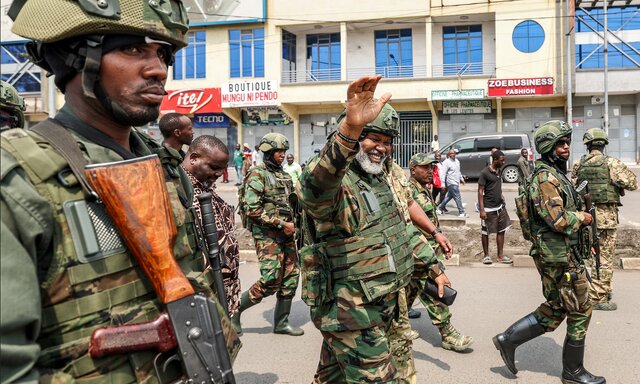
[280,104,300,160]
[496,97,503,133]
[223,108,243,143]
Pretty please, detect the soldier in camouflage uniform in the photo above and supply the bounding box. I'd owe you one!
[0,1,240,382]
[297,75,451,383]
[405,153,473,352]
[0,80,26,130]
[493,121,605,384]
[572,128,638,311]
[232,132,304,336]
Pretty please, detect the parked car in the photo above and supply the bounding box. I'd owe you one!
[436,133,534,183]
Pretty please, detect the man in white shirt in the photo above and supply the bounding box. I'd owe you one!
[431,134,440,152]
[283,153,302,185]
[252,144,263,166]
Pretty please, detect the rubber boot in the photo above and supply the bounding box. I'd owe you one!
[561,338,606,384]
[492,313,545,375]
[438,322,473,352]
[231,291,257,336]
[273,297,304,336]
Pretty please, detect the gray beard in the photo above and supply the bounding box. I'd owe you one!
[356,148,385,174]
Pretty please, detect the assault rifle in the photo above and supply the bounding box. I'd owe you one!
[85,155,235,384]
[288,193,304,249]
[576,180,601,280]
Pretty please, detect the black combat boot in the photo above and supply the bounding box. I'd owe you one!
[231,291,257,336]
[273,297,304,336]
[561,337,606,384]
[492,313,546,374]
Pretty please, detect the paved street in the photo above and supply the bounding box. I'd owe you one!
[232,264,640,383]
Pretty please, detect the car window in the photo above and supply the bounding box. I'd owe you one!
[503,136,523,149]
[453,138,475,153]
[476,138,501,152]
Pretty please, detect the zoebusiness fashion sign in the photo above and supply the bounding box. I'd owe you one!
[488,77,554,97]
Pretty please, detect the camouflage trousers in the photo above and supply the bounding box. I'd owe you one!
[406,278,452,327]
[312,290,415,383]
[248,236,300,301]
[587,228,616,304]
[532,256,592,341]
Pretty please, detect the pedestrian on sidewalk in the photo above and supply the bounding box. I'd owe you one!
[517,148,532,183]
[431,151,445,205]
[478,150,512,265]
[438,149,467,217]
[233,143,244,185]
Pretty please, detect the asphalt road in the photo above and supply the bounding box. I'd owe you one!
[231,264,640,384]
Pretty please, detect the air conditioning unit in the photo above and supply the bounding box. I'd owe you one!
[591,96,605,105]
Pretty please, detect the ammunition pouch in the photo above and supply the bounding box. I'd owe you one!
[300,243,333,307]
[558,271,589,313]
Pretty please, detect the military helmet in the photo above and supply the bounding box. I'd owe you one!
[336,103,400,139]
[534,120,573,154]
[0,80,26,128]
[409,153,438,168]
[10,0,189,49]
[258,133,290,152]
[583,127,609,146]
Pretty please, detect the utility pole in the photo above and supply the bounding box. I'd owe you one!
[566,0,573,130]
[603,0,609,136]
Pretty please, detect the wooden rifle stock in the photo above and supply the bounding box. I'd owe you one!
[84,155,194,304]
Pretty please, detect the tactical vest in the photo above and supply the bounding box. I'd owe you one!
[319,169,414,303]
[1,125,212,381]
[530,163,582,264]
[249,164,294,224]
[575,153,619,205]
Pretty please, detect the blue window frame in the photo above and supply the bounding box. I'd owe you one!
[575,6,640,69]
[443,25,483,75]
[173,31,206,80]
[229,28,264,78]
[306,33,341,81]
[1,43,41,93]
[512,20,545,53]
[375,29,413,78]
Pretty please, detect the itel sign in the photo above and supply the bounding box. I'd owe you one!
[160,88,222,114]
[487,77,554,97]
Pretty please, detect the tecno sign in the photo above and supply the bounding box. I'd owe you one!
[160,88,222,114]
[487,77,554,97]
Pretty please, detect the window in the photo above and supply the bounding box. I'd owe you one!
[173,31,206,80]
[575,6,640,69]
[476,138,501,152]
[503,136,523,150]
[1,43,41,93]
[306,33,340,81]
[512,20,545,53]
[375,29,413,78]
[282,30,297,81]
[443,25,483,75]
[229,28,264,78]
[453,138,475,153]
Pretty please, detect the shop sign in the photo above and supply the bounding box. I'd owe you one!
[222,80,278,108]
[160,88,221,114]
[193,113,229,128]
[443,100,492,114]
[488,77,554,97]
[431,89,484,100]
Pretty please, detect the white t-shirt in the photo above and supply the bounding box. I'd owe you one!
[431,140,440,152]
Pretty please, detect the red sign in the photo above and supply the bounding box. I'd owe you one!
[160,88,222,114]
[487,77,554,97]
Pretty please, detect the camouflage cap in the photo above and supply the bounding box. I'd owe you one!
[409,153,438,168]
[534,120,573,154]
[1,80,26,128]
[10,0,189,50]
[336,102,400,138]
[258,132,290,152]
[583,127,608,146]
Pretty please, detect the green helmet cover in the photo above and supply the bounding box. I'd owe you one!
[534,120,573,154]
[259,132,290,152]
[336,103,400,139]
[0,80,26,128]
[583,127,608,146]
[409,153,438,168]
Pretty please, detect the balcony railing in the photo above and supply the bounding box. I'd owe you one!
[347,65,428,81]
[432,62,495,77]
[281,68,341,84]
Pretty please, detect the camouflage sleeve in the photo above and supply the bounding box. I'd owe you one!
[608,157,638,191]
[570,160,580,185]
[532,171,585,235]
[297,133,357,222]
[384,161,413,221]
[0,149,49,383]
[244,168,281,227]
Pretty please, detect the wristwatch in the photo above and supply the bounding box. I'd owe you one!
[430,227,443,237]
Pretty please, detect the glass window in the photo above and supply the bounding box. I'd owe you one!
[1,43,41,93]
[512,20,545,53]
[576,42,640,69]
[442,25,483,75]
[306,33,341,81]
[476,138,501,152]
[173,31,206,80]
[282,30,297,72]
[229,28,265,78]
[453,138,475,153]
[503,136,523,150]
[374,29,413,78]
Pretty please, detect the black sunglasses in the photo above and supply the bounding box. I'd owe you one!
[556,138,571,147]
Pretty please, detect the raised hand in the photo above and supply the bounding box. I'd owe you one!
[341,75,392,137]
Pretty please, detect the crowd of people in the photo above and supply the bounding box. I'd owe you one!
[1,2,637,383]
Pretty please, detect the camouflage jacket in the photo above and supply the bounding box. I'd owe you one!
[529,160,588,263]
[0,113,239,383]
[571,150,638,229]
